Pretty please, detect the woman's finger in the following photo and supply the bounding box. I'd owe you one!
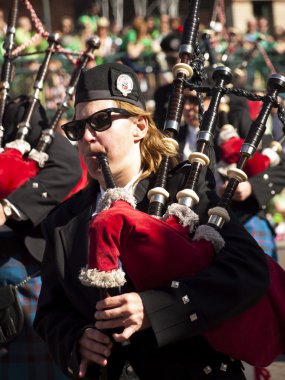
[112,325,137,342]
[79,358,89,378]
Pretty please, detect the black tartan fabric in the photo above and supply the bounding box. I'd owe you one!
[0,250,68,380]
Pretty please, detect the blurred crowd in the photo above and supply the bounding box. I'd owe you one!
[1,5,285,95]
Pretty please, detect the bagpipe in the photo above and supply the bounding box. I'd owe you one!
[27,35,101,201]
[203,73,285,366]
[200,28,219,69]
[0,0,19,150]
[217,94,284,178]
[0,32,61,199]
[78,0,285,368]
[0,0,100,200]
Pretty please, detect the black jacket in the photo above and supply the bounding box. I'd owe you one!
[2,132,82,262]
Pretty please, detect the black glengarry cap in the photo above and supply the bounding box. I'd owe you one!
[75,62,146,110]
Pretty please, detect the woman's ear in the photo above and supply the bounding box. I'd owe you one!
[133,115,148,142]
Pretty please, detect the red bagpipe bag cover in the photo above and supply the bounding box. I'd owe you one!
[220,137,270,177]
[79,189,285,367]
[0,149,88,201]
[0,96,49,199]
[0,148,39,198]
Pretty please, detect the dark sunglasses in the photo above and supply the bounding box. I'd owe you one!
[61,107,134,141]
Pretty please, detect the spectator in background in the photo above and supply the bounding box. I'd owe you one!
[58,16,78,52]
[70,20,95,54]
[273,25,285,38]
[243,17,260,88]
[59,15,74,37]
[120,16,158,99]
[244,17,275,89]
[244,17,259,43]
[14,16,47,57]
[258,17,271,38]
[178,91,201,161]
[94,17,117,65]
[153,29,182,129]
[150,14,172,76]
[219,27,245,71]
[159,13,171,36]
[169,16,182,33]
[256,17,276,83]
[273,25,285,54]
[109,21,124,52]
[271,26,285,74]
[146,15,159,40]
[44,59,68,119]
[226,70,252,138]
[178,91,211,161]
[120,16,154,72]
[77,2,100,34]
[15,16,34,54]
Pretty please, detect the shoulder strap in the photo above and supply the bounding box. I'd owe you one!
[14,270,41,289]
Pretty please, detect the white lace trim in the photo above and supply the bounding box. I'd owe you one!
[79,267,127,288]
[28,149,49,167]
[163,203,199,233]
[5,139,31,154]
[97,187,137,213]
[194,225,225,253]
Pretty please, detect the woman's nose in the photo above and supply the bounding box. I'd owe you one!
[82,124,97,142]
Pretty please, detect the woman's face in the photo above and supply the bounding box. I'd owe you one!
[183,99,200,128]
[76,100,147,187]
[183,97,211,128]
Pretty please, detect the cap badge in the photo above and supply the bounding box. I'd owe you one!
[116,74,133,97]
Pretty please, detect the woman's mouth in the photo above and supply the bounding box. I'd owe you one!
[86,151,105,159]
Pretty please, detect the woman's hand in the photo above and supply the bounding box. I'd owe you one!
[77,328,113,378]
[95,292,150,343]
[0,203,7,226]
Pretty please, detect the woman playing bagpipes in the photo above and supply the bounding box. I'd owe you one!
[34,61,269,380]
